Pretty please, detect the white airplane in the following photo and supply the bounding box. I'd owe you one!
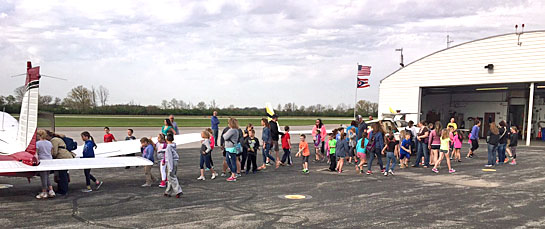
[0,62,201,175]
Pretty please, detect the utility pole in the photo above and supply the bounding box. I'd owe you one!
[395,48,404,67]
[447,35,454,48]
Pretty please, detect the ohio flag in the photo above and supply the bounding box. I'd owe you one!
[357,78,369,88]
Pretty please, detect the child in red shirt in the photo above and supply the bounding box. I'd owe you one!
[296,134,310,174]
[103,127,117,143]
[280,126,291,166]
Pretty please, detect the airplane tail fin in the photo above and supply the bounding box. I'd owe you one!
[16,61,40,155]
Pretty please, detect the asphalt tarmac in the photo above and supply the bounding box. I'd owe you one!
[1,143,545,228]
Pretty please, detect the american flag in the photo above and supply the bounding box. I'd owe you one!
[358,65,371,76]
[357,78,369,88]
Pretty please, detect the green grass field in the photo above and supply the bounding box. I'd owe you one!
[38,115,356,128]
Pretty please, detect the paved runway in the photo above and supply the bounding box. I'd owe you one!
[1,143,545,228]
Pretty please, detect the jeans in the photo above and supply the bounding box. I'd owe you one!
[213,129,219,146]
[281,149,291,164]
[84,169,97,186]
[57,170,69,195]
[199,154,212,169]
[226,152,238,174]
[487,144,498,166]
[262,144,276,164]
[367,147,384,171]
[385,152,396,171]
[497,143,506,164]
[413,141,430,167]
[246,154,258,172]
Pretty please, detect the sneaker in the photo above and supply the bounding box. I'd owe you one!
[205,168,210,171]
[81,188,92,193]
[389,170,395,175]
[338,170,342,174]
[381,169,386,173]
[159,181,167,188]
[197,176,205,181]
[226,177,236,182]
[384,171,388,176]
[236,173,241,178]
[366,170,372,175]
[449,169,456,173]
[220,172,226,177]
[95,181,103,190]
[432,168,439,173]
[211,173,218,180]
[510,159,517,165]
[141,183,152,187]
[504,158,510,163]
[48,189,56,198]
[305,169,310,174]
[423,165,428,168]
[484,164,493,168]
[36,192,48,199]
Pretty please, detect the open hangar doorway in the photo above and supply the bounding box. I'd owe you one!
[419,83,545,141]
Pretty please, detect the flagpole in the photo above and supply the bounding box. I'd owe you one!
[354,63,358,120]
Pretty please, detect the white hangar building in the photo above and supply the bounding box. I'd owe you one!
[378,30,545,146]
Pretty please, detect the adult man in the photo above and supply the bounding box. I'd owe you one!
[269,114,283,168]
[211,111,220,146]
[447,117,457,130]
[169,115,180,135]
[357,115,368,140]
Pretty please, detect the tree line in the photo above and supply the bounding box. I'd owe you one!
[0,85,378,117]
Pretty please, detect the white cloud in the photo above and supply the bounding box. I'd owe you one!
[0,0,544,108]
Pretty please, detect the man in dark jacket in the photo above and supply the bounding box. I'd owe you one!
[357,115,368,140]
[269,114,283,168]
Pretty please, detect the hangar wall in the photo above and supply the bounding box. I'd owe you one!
[378,31,545,122]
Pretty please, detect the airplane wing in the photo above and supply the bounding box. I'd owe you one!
[73,133,203,158]
[0,157,152,173]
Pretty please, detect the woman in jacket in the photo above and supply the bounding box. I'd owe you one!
[47,131,74,195]
[258,118,276,170]
[497,121,509,164]
[366,122,385,175]
[485,122,500,167]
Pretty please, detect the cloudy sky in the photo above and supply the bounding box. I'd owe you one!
[1,0,544,108]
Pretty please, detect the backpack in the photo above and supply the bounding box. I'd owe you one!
[366,132,376,152]
[62,137,78,152]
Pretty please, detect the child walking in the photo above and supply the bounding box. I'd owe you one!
[432,129,455,174]
[355,132,369,173]
[336,133,348,173]
[399,133,411,168]
[314,129,324,162]
[245,130,260,174]
[164,133,183,198]
[155,133,168,188]
[103,127,116,142]
[328,134,337,172]
[383,134,398,176]
[452,129,463,162]
[140,137,156,187]
[295,134,310,174]
[81,131,103,192]
[280,126,292,166]
[507,126,518,165]
[197,130,218,180]
[347,128,357,165]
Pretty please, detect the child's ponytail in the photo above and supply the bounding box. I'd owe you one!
[81,131,97,149]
